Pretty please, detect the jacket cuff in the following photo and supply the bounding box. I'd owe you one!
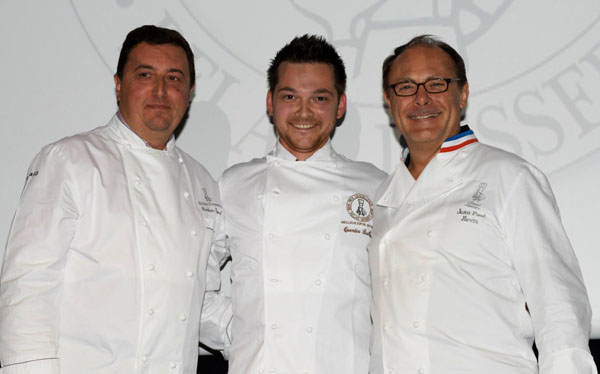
[539,347,598,374]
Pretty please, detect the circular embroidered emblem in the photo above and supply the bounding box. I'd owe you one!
[346,193,374,222]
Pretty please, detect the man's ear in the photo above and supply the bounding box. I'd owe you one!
[459,82,469,109]
[336,93,347,119]
[114,74,121,102]
[383,90,392,114]
[266,90,274,117]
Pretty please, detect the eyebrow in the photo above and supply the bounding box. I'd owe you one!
[277,86,335,95]
[133,65,185,75]
[394,75,445,83]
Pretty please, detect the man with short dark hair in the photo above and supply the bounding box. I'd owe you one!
[0,25,228,374]
[219,34,387,374]
[369,34,597,374]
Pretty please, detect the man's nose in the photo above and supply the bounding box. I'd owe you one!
[413,84,431,105]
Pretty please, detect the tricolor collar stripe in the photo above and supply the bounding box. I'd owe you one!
[446,129,474,141]
[439,137,478,153]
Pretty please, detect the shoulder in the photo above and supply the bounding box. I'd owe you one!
[33,125,110,166]
[176,147,218,187]
[220,156,266,184]
[333,149,388,182]
[343,159,388,181]
[465,142,553,197]
[468,142,542,177]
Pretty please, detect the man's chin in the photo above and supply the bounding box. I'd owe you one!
[143,116,174,132]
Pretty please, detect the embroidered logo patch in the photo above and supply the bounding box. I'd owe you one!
[346,193,374,222]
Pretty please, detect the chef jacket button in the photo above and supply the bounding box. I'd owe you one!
[127,143,133,149]
[183,191,190,198]
[427,230,434,239]
[268,233,274,240]
[274,160,280,166]
[180,314,187,322]
[142,220,149,227]
[135,178,142,187]
[178,157,184,164]
[333,195,340,202]
[148,263,155,271]
[331,163,338,169]
[418,367,425,374]
[271,323,278,330]
[413,320,421,329]
[383,322,391,331]
[315,279,322,286]
[382,278,389,287]
[272,188,281,195]
[169,361,176,369]
[186,271,194,278]
[324,233,331,240]
[191,230,197,236]
[306,326,312,333]
[258,369,264,374]
[387,368,395,374]
[148,308,155,316]
[257,194,263,200]
[447,177,454,183]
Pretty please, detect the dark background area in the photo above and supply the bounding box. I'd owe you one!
[197,340,600,373]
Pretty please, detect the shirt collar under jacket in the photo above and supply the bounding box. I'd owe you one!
[112,111,176,151]
[269,138,340,162]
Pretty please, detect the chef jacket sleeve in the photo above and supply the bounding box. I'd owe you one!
[0,144,79,374]
[198,199,232,353]
[502,165,597,374]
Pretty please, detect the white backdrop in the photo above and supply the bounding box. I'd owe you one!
[1,1,599,337]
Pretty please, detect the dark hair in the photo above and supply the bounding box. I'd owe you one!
[116,25,195,88]
[382,34,467,91]
[267,34,346,97]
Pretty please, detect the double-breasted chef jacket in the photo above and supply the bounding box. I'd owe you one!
[369,127,596,374]
[0,114,229,374]
[220,141,387,374]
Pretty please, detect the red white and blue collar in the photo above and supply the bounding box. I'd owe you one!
[439,126,478,153]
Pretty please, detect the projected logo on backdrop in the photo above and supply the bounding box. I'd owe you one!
[70,0,600,175]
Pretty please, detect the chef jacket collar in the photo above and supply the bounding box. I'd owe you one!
[399,125,477,166]
[378,126,476,208]
[110,112,176,152]
[269,139,339,162]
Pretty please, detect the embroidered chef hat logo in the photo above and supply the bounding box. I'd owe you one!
[346,193,374,222]
[472,183,487,202]
[203,187,212,203]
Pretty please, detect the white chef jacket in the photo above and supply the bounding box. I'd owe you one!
[369,127,597,374]
[0,115,229,374]
[219,141,387,374]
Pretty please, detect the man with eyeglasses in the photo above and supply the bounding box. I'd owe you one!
[368,34,597,374]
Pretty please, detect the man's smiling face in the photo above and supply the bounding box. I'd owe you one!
[267,62,346,160]
[384,45,469,150]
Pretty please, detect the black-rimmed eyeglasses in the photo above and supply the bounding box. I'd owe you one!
[387,78,461,97]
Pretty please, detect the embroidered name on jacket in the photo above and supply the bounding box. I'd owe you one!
[198,187,222,215]
[456,183,488,224]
